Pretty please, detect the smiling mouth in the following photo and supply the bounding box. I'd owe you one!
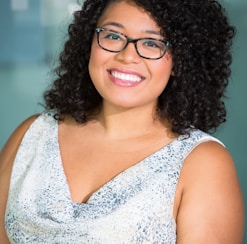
[110,70,143,83]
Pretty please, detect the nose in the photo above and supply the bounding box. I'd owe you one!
[115,42,141,63]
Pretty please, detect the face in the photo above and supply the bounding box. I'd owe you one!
[89,1,173,111]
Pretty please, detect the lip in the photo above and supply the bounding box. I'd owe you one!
[107,68,145,87]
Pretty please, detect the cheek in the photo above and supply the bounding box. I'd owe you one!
[150,57,173,93]
[89,38,110,74]
[152,56,173,81]
[88,41,101,82]
[88,41,111,96]
[89,40,99,66]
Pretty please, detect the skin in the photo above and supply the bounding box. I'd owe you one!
[0,115,39,243]
[89,1,173,112]
[0,1,244,243]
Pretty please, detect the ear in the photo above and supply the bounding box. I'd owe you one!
[171,70,175,76]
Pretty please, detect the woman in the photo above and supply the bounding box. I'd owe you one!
[0,0,244,243]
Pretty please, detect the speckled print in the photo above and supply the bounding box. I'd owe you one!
[5,112,222,243]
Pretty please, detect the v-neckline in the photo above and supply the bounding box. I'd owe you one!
[54,119,182,205]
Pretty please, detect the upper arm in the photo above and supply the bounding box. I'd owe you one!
[176,141,244,244]
[0,115,39,243]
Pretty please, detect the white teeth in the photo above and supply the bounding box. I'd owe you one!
[111,71,142,82]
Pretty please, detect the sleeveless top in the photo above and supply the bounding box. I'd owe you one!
[5,112,222,243]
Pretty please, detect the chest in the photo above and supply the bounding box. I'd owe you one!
[59,133,173,203]
[6,117,185,242]
[6,151,177,242]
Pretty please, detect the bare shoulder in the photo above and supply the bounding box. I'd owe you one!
[175,140,244,243]
[0,114,39,243]
[0,114,39,166]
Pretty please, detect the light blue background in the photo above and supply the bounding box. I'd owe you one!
[0,0,246,241]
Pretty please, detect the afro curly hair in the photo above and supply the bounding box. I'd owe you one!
[44,0,235,135]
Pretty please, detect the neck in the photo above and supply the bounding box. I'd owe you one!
[96,103,169,140]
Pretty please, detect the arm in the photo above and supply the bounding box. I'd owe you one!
[0,115,39,243]
[175,141,244,243]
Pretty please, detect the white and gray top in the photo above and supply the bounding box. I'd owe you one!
[5,112,221,243]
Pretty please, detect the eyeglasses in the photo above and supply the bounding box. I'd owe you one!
[95,27,171,60]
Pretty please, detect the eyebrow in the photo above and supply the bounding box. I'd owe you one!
[101,22,124,28]
[101,21,162,37]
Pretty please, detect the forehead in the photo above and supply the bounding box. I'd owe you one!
[97,1,161,33]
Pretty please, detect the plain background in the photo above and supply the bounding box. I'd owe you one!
[0,0,246,241]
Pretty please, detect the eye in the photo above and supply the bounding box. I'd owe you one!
[142,39,163,49]
[103,31,122,41]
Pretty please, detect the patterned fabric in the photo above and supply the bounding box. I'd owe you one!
[5,112,222,243]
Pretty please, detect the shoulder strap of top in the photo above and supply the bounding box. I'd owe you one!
[178,129,225,161]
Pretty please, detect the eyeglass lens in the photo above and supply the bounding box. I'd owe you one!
[96,28,169,60]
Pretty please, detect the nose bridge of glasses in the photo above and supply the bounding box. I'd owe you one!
[119,37,140,59]
[121,37,140,54]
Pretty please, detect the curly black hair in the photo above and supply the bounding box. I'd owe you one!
[44,0,235,135]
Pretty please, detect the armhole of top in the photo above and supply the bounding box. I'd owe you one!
[0,114,40,167]
[184,136,225,161]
